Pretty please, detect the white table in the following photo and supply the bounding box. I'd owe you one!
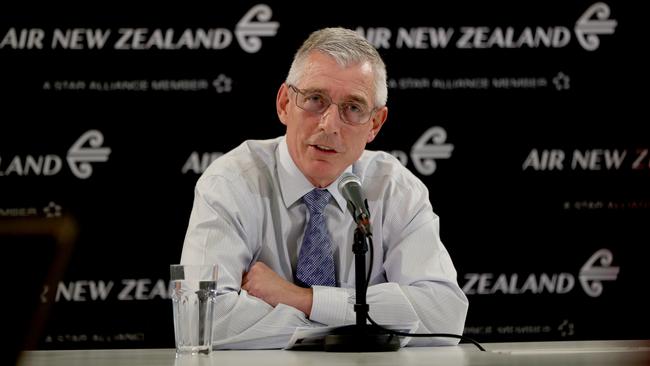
[18,340,650,366]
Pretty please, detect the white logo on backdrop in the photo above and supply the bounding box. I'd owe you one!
[212,74,233,93]
[43,201,62,218]
[462,248,619,297]
[558,319,575,337]
[48,278,172,302]
[235,4,279,53]
[0,206,38,217]
[358,2,616,51]
[574,2,617,51]
[67,130,111,179]
[410,127,454,175]
[578,248,619,297]
[552,72,570,90]
[0,4,278,52]
[0,130,110,178]
[182,151,224,174]
[0,201,62,218]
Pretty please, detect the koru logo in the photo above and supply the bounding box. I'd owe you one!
[574,2,617,51]
[579,248,619,297]
[235,4,279,53]
[410,127,454,175]
[67,130,111,179]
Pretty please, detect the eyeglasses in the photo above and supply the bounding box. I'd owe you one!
[288,84,377,126]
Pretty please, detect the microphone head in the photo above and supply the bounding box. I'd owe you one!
[338,172,372,235]
[338,172,361,192]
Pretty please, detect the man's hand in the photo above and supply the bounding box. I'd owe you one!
[241,261,313,316]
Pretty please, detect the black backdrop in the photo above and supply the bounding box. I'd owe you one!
[1,1,648,349]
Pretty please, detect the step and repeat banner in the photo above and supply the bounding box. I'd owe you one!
[1,1,647,349]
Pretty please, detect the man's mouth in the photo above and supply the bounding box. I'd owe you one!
[311,144,337,153]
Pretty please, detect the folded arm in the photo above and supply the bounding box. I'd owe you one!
[241,261,313,316]
[181,179,317,348]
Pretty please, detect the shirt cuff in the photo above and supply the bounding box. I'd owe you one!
[309,285,351,325]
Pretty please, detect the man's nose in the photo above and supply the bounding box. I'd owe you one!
[318,104,342,133]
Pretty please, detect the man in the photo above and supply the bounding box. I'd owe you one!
[181,27,468,348]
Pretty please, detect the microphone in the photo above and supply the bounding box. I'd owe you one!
[326,173,400,352]
[338,172,372,235]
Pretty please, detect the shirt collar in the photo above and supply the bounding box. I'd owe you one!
[277,136,349,212]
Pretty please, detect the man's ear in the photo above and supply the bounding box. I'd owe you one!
[367,106,388,143]
[276,83,290,126]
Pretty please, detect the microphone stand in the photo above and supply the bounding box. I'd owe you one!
[323,227,401,352]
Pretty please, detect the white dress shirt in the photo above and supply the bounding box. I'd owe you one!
[181,136,468,348]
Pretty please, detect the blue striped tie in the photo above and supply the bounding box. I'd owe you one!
[295,189,336,287]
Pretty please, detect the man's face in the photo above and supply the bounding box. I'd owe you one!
[277,52,388,188]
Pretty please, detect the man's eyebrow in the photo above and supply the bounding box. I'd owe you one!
[345,95,370,106]
[301,87,327,94]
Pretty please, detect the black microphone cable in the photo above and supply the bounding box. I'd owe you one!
[364,235,486,352]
